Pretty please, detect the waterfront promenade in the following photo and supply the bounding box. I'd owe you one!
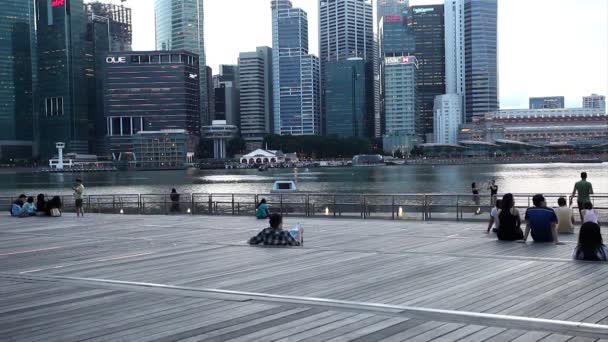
[2,214,608,341]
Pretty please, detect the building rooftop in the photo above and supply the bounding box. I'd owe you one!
[1,214,607,340]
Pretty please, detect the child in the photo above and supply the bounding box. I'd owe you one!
[583,202,599,225]
[22,196,37,216]
[487,199,502,233]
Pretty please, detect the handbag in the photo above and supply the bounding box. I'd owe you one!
[50,208,61,217]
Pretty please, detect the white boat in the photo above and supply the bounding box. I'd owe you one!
[271,180,298,193]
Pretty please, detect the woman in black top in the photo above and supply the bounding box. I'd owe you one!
[36,194,47,215]
[573,222,607,261]
[497,193,524,241]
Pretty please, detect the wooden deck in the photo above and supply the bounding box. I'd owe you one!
[1,213,608,341]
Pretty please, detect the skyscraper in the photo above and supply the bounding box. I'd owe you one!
[36,0,90,158]
[213,65,240,127]
[85,2,133,155]
[319,0,373,137]
[434,94,461,144]
[445,0,498,122]
[444,0,465,97]
[384,56,418,139]
[271,0,321,136]
[239,47,274,150]
[325,58,373,138]
[464,0,498,120]
[155,0,208,125]
[411,5,445,142]
[0,0,37,160]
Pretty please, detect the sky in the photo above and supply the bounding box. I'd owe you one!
[108,0,607,109]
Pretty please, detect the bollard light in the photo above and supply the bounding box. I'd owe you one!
[187,208,191,214]
[120,208,124,214]
[398,207,404,217]
[325,207,329,215]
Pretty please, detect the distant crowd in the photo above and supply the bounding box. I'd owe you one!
[9,179,85,218]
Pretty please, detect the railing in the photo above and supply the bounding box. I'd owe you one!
[3,192,607,222]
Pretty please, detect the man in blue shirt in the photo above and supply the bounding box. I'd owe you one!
[523,194,559,244]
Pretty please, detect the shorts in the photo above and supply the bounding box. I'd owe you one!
[577,200,588,210]
[75,199,83,208]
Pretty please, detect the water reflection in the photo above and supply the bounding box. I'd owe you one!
[0,163,605,196]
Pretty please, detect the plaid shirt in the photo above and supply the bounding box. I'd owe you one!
[248,227,301,246]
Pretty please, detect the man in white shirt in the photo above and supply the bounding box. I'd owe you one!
[487,199,502,233]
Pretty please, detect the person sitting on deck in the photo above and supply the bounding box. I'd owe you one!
[487,199,502,233]
[248,214,300,246]
[572,222,607,261]
[22,196,37,216]
[582,201,599,225]
[256,198,270,219]
[496,194,524,241]
[555,197,575,234]
[522,194,560,244]
[10,194,28,218]
[36,194,47,216]
[47,196,63,217]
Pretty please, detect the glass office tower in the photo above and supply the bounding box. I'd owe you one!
[155,0,208,125]
[411,5,445,141]
[36,0,90,158]
[271,0,320,135]
[325,58,373,138]
[0,0,37,160]
[464,0,498,120]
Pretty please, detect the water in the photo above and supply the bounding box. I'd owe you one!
[0,163,606,196]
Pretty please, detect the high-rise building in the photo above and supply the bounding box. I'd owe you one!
[155,0,208,125]
[239,47,274,150]
[103,51,200,159]
[0,0,37,160]
[411,5,445,142]
[36,0,90,158]
[583,94,606,113]
[325,58,373,138]
[377,0,408,22]
[213,65,240,127]
[85,2,132,156]
[434,94,461,144]
[319,0,373,135]
[271,0,321,135]
[319,0,373,62]
[529,96,565,109]
[464,0,498,120]
[444,0,464,97]
[205,66,214,120]
[373,34,382,138]
[383,56,418,148]
[445,0,498,122]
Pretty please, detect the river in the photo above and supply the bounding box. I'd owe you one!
[0,163,605,197]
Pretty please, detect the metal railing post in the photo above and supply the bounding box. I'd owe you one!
[231,194,235,216]
[391,196,395,220]
[138,194,142,214]
[280,194,284,215]
[333,195,337,217]
[208,194,213,215]
[191,193,195,215]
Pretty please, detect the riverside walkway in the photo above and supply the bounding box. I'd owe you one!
[1,214,608,341]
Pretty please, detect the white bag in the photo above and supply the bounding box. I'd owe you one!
[50,208,61,217]
[289,224,304,245]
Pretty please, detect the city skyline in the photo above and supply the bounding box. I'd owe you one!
[111,0,607,110]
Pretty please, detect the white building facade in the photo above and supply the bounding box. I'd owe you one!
[583,94,606,114]
[433,94,462,144]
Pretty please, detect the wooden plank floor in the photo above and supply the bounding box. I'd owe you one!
[1,213,607,341]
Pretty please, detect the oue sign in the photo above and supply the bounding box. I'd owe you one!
[106,56,127,64]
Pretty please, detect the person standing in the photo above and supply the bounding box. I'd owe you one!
[488,180,499,201]
[472,183,481,215]
[555,197,575,234]
[73,179,85,217]
[570,172,594,222]
[170,188,181,213]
